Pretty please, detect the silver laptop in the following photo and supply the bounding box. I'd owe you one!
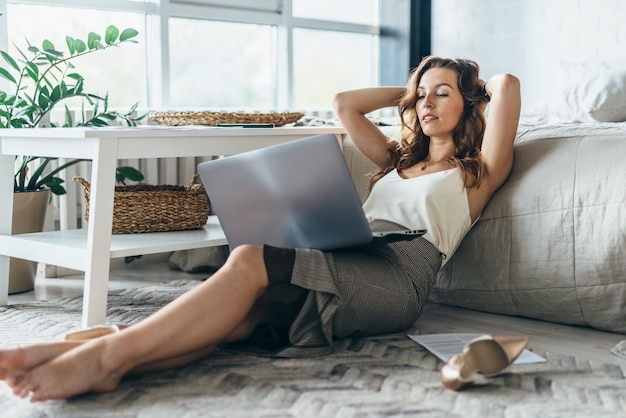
[197,133,425,250]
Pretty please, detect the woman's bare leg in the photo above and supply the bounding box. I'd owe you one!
[7,244,272,401]
[130,291,269,374]
[0,292,266,381]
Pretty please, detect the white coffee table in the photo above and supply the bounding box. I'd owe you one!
[0,125,344,326]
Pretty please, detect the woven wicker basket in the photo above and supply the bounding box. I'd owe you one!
[73,176,209,234]
[149,111,304,127]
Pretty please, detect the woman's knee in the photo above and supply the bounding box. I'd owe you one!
[224,245,269,290]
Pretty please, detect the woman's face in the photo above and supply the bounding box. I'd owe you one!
[415,67,465,141]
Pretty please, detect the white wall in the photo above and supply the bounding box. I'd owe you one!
[431,0,626,114]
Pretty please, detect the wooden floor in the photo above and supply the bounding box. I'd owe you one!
[8,255,625,366]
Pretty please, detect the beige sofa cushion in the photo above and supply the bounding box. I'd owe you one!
[431,126,626,334]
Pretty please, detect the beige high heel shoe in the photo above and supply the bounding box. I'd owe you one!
[64,324,127,341]
[439,335,529,391]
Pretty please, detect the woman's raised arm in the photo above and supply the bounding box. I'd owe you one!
[333,87,405,168]
[480,74,521,189]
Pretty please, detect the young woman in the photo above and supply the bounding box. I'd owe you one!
[0,56,521,401]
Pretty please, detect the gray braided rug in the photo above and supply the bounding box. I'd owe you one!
[1,279,624,417]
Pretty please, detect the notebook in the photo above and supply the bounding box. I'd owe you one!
[197,133,425,250]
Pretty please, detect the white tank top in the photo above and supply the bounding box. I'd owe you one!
[362,168,472,265]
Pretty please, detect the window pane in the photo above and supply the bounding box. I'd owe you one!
[293,0,378,25]
[169,18,275,108]
[293,29,377,109]
[6,4,146,110]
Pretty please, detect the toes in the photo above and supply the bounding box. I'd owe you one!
[29,389,50,403]
[12,378,38,399]
[6,375,19,388]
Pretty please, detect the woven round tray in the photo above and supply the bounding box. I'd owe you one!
[149,111,304,127]
[73,176,209,234]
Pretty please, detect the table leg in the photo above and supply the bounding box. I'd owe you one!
[0,152,14,305]
[81,139,118,327]
[58,158,78,230]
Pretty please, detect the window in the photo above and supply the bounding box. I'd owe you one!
[1,0,381,111]
[168,19,276,108]
[293,28,377,108]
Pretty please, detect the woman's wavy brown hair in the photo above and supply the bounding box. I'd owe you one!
[370,56,489,189]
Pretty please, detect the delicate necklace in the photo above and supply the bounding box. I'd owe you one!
[420,157,453,171]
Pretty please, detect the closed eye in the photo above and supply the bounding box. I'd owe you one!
[417,92,449,100]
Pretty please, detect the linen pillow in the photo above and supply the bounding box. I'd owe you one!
[561,68,626,122]
[531,61,626,123]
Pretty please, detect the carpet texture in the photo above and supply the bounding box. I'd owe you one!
[1,279,625,417]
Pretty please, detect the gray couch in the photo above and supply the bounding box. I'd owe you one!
[344,123,626,335]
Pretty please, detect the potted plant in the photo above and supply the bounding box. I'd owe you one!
[0,24,145,293]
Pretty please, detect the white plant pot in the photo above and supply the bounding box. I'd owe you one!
[9,189,50,294]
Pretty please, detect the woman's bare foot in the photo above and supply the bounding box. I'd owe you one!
[10,338,130,402]
[0,341,82,381]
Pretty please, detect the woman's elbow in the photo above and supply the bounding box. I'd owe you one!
[333,90,350,115]
[493,73,521,96]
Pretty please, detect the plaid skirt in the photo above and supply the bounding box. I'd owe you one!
[257,220,442,357]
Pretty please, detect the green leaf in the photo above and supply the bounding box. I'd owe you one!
[85,92,105,101]
[42,48,63,59]
[73,78,84,95]
[42,39,55,51]
[100,113,117,121]
[1,51,19,71]
[66,73,84,81]
[105,25,119,45]
[124,255,143,264]
[64,104,73,127]
[120,28,139,42]
[50,84,61,102]
[0,67,16,84]
[44,177,67,195]
[92,97,100,115]
[66,36,76,55]
[41,40,59,64]
[117,166,145,182]
[87,32,101,50]
[37,93,51,109]
[10,118,28,128]
[27,158,51,190]
[89,118,109,127]
[14,96,27,107]
[24,62,38,81]
[2,94,16,106]
[74,39,87,54]
[39,75,55,93]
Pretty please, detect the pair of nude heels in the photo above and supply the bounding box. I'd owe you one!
[64,324,127,341]
[439,335,529,391]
